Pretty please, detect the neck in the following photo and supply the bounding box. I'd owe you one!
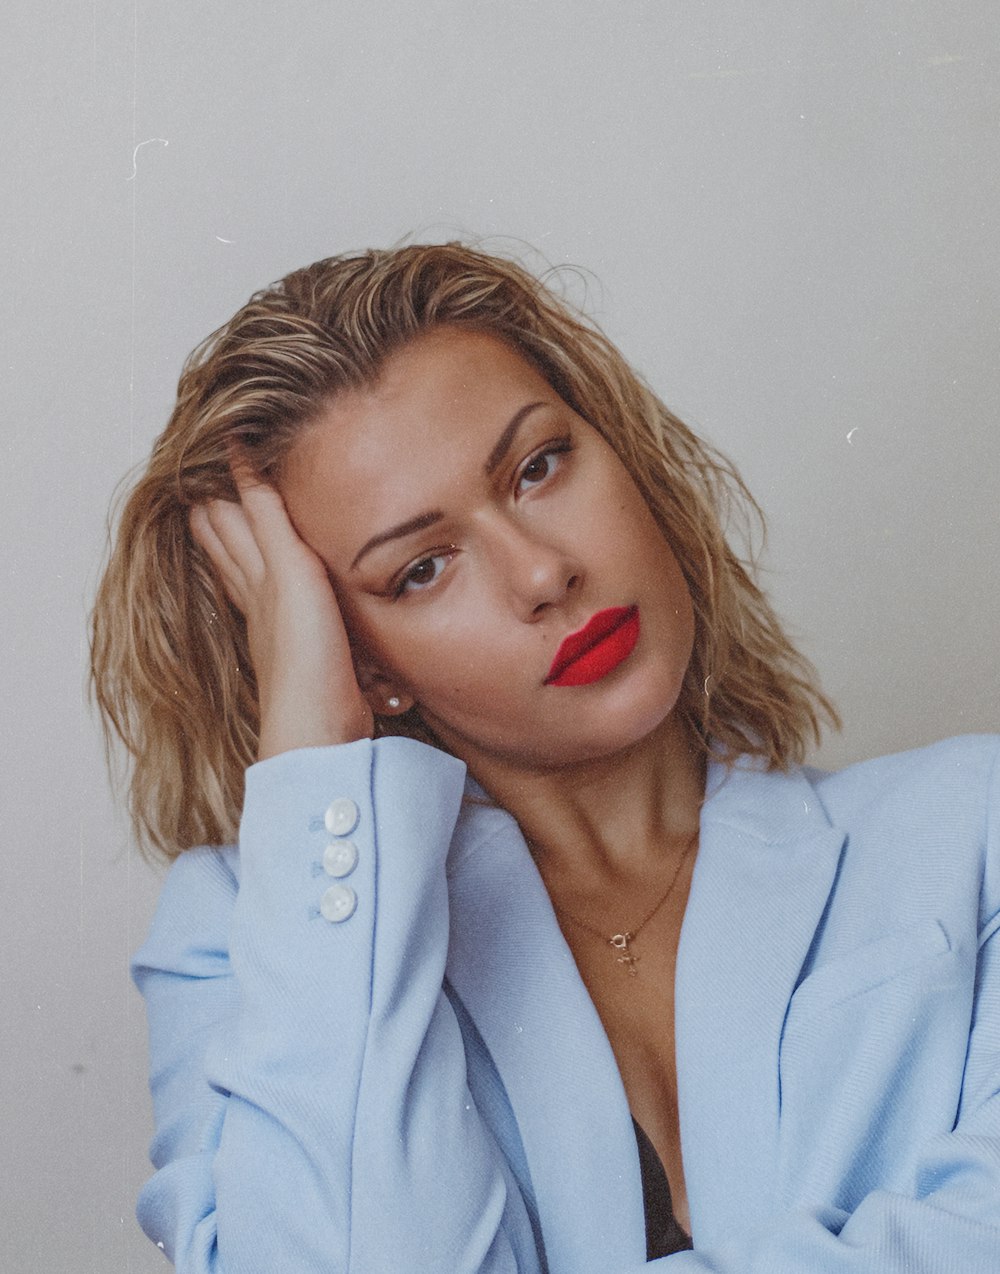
[460,713,705,886]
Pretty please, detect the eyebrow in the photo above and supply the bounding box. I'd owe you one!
[350,400,548,571]
[350,509,445,571]
[483,400,546,476]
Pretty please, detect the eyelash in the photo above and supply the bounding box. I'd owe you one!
[390,436,575,599]
[391,550,456,598]
[515,435,573,493]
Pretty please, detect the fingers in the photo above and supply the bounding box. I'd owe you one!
[191,454,331,617]
[229,462,310,573]
[189,454,374,752]
[189,500,264,613]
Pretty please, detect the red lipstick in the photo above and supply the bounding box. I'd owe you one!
[545,606,640,687]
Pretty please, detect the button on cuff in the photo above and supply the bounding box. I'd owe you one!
[323,839,359,878]
[320,883,357,923]
[324,797,360,837]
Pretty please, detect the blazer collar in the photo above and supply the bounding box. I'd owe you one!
[445,759,846,1259]
[676,758,846,1242]
[445,798,647,1274]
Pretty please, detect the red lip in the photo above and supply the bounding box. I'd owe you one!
[544,606,640,687]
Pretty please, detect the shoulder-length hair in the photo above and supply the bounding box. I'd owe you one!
[91,242,838,858]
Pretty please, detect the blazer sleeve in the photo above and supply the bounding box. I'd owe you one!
[131,737,541,1274]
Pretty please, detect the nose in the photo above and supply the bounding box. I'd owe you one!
[485,514,582,621]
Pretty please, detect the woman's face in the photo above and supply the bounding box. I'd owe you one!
[279,326,695,773]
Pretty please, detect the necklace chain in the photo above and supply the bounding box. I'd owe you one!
[552,829,698,976]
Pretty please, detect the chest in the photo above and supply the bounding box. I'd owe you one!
[558,889,690,1231]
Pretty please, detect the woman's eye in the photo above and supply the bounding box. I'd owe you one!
[394,552,451,597]
[516,440,571,493]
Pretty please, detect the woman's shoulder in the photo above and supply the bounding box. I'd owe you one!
[801,734,1000,931]
[805,733,1000,825]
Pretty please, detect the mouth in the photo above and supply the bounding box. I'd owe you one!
[544,605,641,687]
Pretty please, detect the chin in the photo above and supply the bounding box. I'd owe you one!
[420,651,691,772]
[532,692,690,772]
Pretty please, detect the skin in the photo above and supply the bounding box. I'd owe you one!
[191,324,703,1231]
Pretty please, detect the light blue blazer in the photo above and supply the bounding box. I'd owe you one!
[132,734,1000,1271]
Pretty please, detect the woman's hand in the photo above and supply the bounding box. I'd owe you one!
[189,465,375,760]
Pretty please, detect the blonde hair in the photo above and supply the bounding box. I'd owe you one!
[91,243,838,858]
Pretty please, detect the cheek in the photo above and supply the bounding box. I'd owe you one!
[415,650,506,709]
[593,461,661,543]
[394,614,534,732]
[346,602,498,708]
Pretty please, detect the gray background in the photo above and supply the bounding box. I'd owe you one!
[2,2,997,1270]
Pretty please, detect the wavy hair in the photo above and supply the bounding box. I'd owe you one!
[91,242,838,858]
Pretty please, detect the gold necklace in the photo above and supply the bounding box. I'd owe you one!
[551,830,698,976]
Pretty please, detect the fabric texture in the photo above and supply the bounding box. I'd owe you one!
[132,733,1000,1272]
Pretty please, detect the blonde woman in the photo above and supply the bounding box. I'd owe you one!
[92,244,1000,1272]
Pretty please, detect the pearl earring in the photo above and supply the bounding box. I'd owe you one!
[386,696,401,710]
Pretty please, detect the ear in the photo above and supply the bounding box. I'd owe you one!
[354,660,415,719]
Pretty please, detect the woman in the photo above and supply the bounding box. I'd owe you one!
[91,244,1000,1272]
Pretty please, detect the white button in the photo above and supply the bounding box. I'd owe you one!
[323,840,359,878]
[320,884,357,923]
[324,797,359,837]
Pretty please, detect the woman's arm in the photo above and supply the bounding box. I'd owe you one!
[135,470,540,1269]
[133,737,542,1272]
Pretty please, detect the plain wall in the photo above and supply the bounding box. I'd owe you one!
[2,3,997,1269]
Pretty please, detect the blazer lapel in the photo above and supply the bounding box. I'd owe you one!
[675,759,846,1244]
[446,801,647,1274]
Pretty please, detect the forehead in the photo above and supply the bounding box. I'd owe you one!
[278,326,561,568]
[359,325,549,431]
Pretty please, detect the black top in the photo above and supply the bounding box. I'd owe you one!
[632,1118,693,1259]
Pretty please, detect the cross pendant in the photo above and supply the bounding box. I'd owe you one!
[609,932,639,975]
